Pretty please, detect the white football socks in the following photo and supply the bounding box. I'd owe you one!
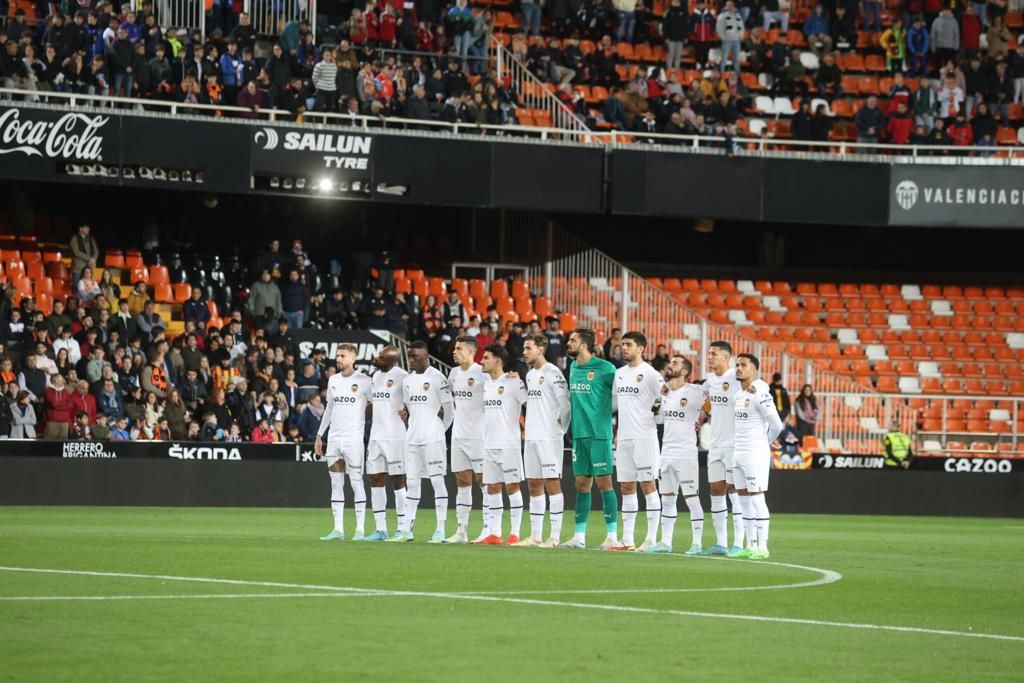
[728,491,745,548]
[660,493,677,546]
[329,471,345,534]
[430,475,448,535]
[371,486,387,533]
[456,486,473,533]
[710,494,728,547]
[487,491,503,536]
[685,494,704,548]
[644,491,661,544]
[393,487,406,532]
[741,494,758,550]
[405,479,421,534]
[529,494,546,541]
[350,476,366,536]
[621,493,639,546]
[508,490,524,538]
[751,494,770,551]
[549,493,564,541]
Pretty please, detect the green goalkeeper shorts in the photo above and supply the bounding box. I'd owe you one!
[571,438,614,477]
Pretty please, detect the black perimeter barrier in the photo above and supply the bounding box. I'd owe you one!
[2,104,1022,227]
[1,443,1020,517]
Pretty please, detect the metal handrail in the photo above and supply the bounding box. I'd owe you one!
[0,87,291,120]
[0,87,1019,163]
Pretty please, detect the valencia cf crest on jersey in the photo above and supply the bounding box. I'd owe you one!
[386,379,393,388]
[635,374,644,383]
[423,382,430,391]
[722,382,730,391]
[498,385,505,395]
[587,371,595,381]
[351,384,359,393]
[467,378,475,387]
[680,398,688,407]
[538,377,545,385]
[743,398,750,407]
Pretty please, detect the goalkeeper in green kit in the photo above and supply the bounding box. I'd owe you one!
[559,329,624,550]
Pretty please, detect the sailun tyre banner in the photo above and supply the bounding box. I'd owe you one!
[249,123,374,181]
[889,166,1024,228]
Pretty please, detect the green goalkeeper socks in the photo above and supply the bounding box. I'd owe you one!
[602,489,618,535]
[574,492,592,533]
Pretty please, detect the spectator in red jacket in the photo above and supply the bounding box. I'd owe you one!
[947,111,973,146]
[44,374,75,439]
[887,101,914,144]
[961,4,981,54]
[689,0,716,68]
[70,379,97,425]
[366,0,380,43]
[379,3,398,46]
[251,417,276,442]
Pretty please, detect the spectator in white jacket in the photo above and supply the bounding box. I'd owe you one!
[716,1,745,72]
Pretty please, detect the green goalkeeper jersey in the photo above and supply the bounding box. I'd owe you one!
[568,355,616,440]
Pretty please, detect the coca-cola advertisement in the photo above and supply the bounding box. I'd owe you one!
[0,106,118,182]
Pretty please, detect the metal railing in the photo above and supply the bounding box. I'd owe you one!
[152,0,204,40]
[2,88,1020,164]
[381,330,452,375]
[246,0,317,39]
[490,36,590,134]
[816,392,1022,455]
[0,87,290,120]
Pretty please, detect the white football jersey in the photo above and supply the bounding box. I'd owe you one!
[318,371,372,442]
[705,367,739,449]
[613,362,665,440]
[733,378,784,456]
[483,374,527,450]
[525,362,570,441]
[402,366,454,444]
[660,382,705,458]
[449,363,485,440]
[369,365,408,442]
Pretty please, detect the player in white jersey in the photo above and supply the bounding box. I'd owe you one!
[731,353,783,560]
[611,331,666,552]
[702,340,745,556]
[362,346,408,541]
[315,344,373,541]
[386,341,453,543]
[512,334,570,547]
[445,336,487,544]
[648,355,706,554]
[476,343,528,545]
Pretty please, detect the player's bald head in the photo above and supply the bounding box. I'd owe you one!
[374,345,401,370]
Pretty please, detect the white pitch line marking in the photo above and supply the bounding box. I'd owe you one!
[0,593,392,602]
[1,566,1021,643]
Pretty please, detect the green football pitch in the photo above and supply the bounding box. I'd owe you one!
[2,507,1022,682]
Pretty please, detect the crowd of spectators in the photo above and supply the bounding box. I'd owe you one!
[1,0,1020,147]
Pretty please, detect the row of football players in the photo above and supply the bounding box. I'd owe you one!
[313,334,783,557]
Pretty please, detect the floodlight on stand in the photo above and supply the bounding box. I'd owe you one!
[139,167,153,179]
[295,178,306,190]
[283,178,293,190]
[351,181,361,192]
[317,177,334,192]
[153,168,167,181]
[195,172,206,184]
[122,167,135,179]
[270,177,280,188]
[108,166,120,178]
[90,164,104,176]
[67,164,81,176]
[181,170,192,183]
[337,180,349,192]
[168,170,180,182]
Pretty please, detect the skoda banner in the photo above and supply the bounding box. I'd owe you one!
[0,439,300,460]
[889,166,1024,228]
[249,124,374,193]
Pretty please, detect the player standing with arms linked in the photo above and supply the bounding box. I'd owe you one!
[702,340,745,556]
[476,344,528,545]
[514,334,570,547]
[611,332,665,552]
[649,355,706,554]
[446,336,487,544]
[386,341,453,543]
[363,346,408,541]
[732,353,783,559]
[560,329,621,550]
[316,344,372,541]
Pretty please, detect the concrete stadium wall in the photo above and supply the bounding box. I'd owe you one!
[1,458,1020,518]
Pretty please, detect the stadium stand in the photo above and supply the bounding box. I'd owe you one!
[3,0,1022,151]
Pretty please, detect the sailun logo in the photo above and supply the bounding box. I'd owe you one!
[254,128,279,150]
[895,180,919,210]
